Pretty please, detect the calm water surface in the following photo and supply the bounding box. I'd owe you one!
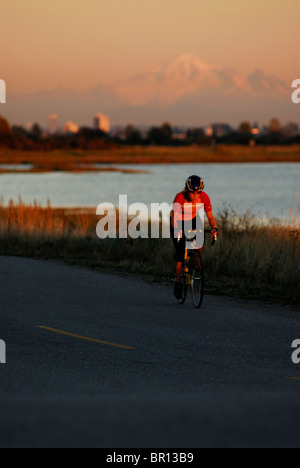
[0,163,299,222]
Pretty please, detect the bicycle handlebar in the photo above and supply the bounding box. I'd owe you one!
[177,229,218,246]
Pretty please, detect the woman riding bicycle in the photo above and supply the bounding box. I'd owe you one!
[170,175,219,299]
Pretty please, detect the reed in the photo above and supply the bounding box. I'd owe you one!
[202,205,300,304]
[0,198,95,240]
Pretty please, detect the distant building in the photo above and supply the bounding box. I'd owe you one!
[94,114,110,134]
[63,121,79,135]
[251,126,260,136]
[205,123,232,138]
[172,132,186,141]
[48,114,58,135]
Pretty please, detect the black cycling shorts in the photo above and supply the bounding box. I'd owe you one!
[171,229,186,262]
[170,217,201,262]
[170,221,195,263]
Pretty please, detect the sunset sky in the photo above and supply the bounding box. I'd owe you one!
[1,0,299,94]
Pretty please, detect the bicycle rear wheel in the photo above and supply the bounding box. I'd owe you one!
[190,251,204,309]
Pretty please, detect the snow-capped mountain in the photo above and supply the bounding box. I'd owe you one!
[110,54,223,105]
[4,53,294,126]
[110,53,289,105]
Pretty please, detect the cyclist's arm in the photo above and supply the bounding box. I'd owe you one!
[170,210,175,228]
[172,196,184,230]
[202,192,218,229]
[206,211,218,229]
[172,208,183,230]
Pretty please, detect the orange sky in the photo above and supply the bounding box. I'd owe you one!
[1,0,299,94]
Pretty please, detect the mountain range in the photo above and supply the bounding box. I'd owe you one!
[3,53,297,127]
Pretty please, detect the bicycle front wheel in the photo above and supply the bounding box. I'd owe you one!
[178,270,188,305]
[191,251,204,309]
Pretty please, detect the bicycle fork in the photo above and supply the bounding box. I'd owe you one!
[184,252,191,286]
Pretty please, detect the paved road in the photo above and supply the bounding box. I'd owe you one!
[0,256,299,448]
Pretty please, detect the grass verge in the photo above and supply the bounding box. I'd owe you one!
[0,199,299,306]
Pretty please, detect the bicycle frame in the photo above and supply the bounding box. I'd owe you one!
[177,229,217,308]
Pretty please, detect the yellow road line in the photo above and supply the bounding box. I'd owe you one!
[38,326,135,350]
[285,377,300,381]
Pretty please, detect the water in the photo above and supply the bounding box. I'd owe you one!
[0,163,299,223]
[0,164,34,171]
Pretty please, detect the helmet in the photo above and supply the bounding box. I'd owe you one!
[185,175,205,193]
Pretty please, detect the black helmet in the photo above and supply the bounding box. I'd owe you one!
[185,175,205,193]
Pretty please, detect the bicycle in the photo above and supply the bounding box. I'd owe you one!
[176,229,218,309]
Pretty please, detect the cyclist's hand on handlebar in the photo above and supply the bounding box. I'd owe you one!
[211,227,219,236]
[211,227,219,246]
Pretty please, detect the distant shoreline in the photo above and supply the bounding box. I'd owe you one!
[0,145,299,173]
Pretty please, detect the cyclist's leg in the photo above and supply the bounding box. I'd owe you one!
[174,245,186,298]
[174,238,186,281]
[171,225,186,280]
[171,233,186,298]
[175,261,183,283]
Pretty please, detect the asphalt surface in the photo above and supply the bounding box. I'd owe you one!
[0,256,299,448]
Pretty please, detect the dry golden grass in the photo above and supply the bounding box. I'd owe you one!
[290,193,300,233]
[0,199,299,305]
[0,145,300,172]
[0,199,96,239]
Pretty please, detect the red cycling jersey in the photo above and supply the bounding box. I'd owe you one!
[172,191,212,226]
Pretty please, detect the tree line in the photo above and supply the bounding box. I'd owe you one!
[0,116,299,150]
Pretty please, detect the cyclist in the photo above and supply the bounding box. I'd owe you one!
[170,175,219,299]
